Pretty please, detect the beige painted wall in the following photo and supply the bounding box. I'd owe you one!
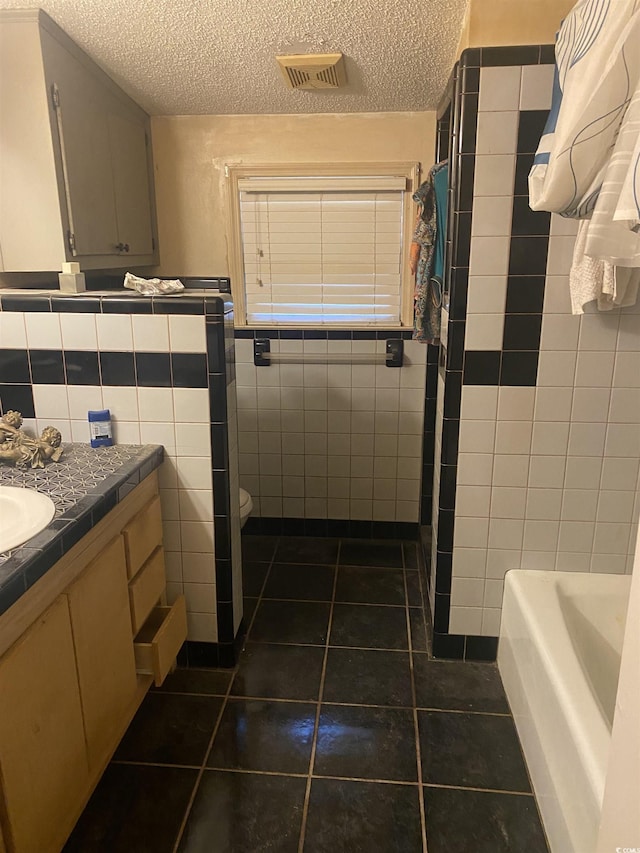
[150,111,435,277]
[458,0,576,52]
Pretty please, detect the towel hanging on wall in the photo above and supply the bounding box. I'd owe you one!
[410,161,448,343]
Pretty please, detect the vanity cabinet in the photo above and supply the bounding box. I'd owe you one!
[0,596,90,853]
[0,471,185,852]
[65,535,138,770]
[0,9,158,273]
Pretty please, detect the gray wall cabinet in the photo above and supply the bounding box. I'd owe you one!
[0,9,158,273]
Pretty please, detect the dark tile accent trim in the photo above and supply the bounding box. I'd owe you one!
[29,350,65,384]
[101,297,153,314]
[50,296,102,313]
[500,351,539,386]
[432,632,465,660]
[171,353,208,388]
[0,295,51,312]
[481,45,541,66]
[517,111,550,154]
[463,351,501,385]
[503,315,543,351]
[505,277,546,314]
[99,352,136,386]
[0,350,30,383]
[508,236,550,277]
[465,636,499,661]
[64,350,100,386]
[0,384,35,418]
[135,352,172,387]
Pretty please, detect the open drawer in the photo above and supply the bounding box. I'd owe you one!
[133,596,187,686]
[129,546,166,635]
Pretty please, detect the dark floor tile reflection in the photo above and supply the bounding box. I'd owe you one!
[232,642,324,701]
[314,705,417,782]
[250,600,331,645]
[64,764,197,853]
[263,562,335,601]
[419,711,531,791]
[207,698,315,774]
[155,667,232,696]
[241,535,279,563]
[330,603,408,650]
[424,787,549,853]
[243,596,258,625]
[304,778,423,853]
[413,657,510,712]
[335,566,405,605]
[402,541,421,569]
[323,648,413,707]
[274,536,340,565]
[409,608,428,652]
[242,561,271,596]
[114,693,223,766]
[178,770,306,853]
[339,539,404,568]
[405,572,423,606]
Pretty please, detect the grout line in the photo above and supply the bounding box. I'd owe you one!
[309,774,420,786]
[413,537,434,656]
[172,541,279,852]
[296,538,341,853]
[403,541,429,853]
[201,766,309,779]
[422,782,534,797]
[170,668,237,853]
[246,639,410,652]
[260,596,407,608]
[111,759,203,771]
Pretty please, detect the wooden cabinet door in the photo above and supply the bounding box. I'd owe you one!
[66,535,138,769]
[0,596,89,853]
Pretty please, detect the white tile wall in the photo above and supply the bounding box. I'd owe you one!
[443,62,640,637]
[0,310,225,644]
[236,337,427,522]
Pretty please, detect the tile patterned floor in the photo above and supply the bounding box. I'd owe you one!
[64,535,550,853]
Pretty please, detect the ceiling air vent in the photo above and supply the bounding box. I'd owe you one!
[276,53,346,90]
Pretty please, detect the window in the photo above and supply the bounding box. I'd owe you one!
[227,164,419,327]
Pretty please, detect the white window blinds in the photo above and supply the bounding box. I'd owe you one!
[238,176,406,325]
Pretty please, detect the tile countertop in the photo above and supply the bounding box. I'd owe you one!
[0,443,164,617]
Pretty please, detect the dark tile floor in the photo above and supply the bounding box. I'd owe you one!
[65,535,550,853]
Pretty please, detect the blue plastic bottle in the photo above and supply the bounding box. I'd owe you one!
[88,409,113,447]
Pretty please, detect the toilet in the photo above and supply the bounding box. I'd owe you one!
[239,487,253,527]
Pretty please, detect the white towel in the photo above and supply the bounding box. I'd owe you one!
[570,220,640,314]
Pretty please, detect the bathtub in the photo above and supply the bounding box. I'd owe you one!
[498,570,631,853]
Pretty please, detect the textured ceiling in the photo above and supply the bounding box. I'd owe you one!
[0,0,468,115]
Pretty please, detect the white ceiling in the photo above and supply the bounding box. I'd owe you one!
[0,0,469,115]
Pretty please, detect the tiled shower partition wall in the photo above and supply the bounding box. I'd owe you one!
[430,46,640,660]
[234,329,427,537]
[0,292,243,666]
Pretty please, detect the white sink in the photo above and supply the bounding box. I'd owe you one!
[0,486,56,552]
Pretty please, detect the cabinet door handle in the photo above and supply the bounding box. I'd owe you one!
[115,243,130,253]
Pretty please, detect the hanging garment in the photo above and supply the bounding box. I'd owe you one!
[569,220,640,313]
[529,0,640,223]
[529,0,640,312]
[411,162,448,343]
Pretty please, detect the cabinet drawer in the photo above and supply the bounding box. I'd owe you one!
[134,596,187,687]
[129,546,166,635]
[122,494,162,578]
